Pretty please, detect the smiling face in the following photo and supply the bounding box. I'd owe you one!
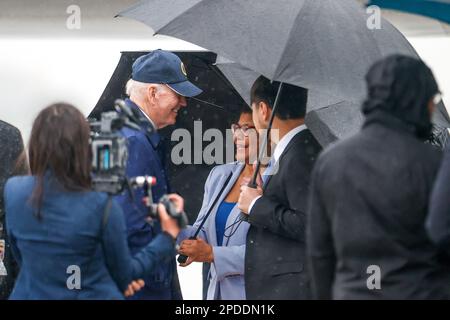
[233,111,258,164]
[147,84,187,129]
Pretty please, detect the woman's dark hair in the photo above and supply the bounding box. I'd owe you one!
[362,54,439,140]
[230,104,252,124]
[250,76,308,120]
[29,103,92,218]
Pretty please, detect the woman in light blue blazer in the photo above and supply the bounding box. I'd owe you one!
[178,107,261,300]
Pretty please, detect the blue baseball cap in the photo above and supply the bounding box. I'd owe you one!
[131,49,202,97]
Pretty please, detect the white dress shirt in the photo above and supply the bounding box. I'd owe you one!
[248,124,307,214]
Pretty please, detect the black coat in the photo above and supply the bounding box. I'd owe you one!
[307,115,450,300]
[0,120,28,299]
[427,144,450,254]
[245,129,321,300]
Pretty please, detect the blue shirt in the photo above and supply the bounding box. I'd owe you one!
[215,201,236,246]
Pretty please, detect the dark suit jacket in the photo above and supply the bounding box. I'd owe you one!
[245,128,321,300]
[308,116,450,300]
[0,120,27,299]
[114,99,181,300]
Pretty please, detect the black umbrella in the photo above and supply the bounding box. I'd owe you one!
[214,56,365,146]
[118,0,450,180]
[215,56,450,147]
[118,0,420,103]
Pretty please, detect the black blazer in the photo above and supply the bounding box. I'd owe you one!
[427,144,450,254]
[308,120,450,300]
[245,128,321,300]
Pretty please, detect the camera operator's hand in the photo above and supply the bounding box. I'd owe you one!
[124,279,145,297]
[166,193,184,213]
[158,194,184,240]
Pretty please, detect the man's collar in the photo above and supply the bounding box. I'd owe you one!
[273,124,307,162]
[125,98,161,149]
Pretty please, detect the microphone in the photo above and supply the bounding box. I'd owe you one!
[114,99,155,134]
[114,99,139,124]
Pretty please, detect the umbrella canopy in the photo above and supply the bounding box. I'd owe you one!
[368,0,450,25]
[214,57,364,145]
[118,0,449,147]
[118,0,418,103]
[215,56,450,147]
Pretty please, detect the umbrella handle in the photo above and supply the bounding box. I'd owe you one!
[177,236,196,264]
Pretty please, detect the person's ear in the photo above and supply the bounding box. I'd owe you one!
[259,101,272,123]
[146,84,158,104]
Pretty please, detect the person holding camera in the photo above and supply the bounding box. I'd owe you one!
[0,120,28,299]
[116,49,203,300]
[3,103,183,299]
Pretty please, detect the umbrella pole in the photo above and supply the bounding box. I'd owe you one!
[240,83,283,222]
[249,82,284,187]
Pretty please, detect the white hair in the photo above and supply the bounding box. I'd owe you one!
[125,79,167,98]
[126,79,149,97]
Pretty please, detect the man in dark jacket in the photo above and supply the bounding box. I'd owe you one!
[307,55,450,300]
[0,120,28,299]
[115,50,202,300]
[238,76,322,299]
[427,112,450,254]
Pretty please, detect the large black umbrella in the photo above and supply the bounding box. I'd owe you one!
[118,0,450,167]
[215,55,450,147]
[118,0,419,104]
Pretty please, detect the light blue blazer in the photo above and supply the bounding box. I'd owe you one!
[178,162,250,300]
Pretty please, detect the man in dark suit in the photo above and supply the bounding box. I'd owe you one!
[0,120,28,299]
[115,50,202,300]
[238,76,321,299]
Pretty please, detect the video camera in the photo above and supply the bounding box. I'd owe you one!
[88,99,187,228]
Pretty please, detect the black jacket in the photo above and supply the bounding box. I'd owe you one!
[307,115,450,300]
[427,144,450,254]
[245,129,321,300]
[0,120,28,299]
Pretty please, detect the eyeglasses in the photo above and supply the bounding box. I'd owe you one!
[433,92,443,106]
[231,124,256,136]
